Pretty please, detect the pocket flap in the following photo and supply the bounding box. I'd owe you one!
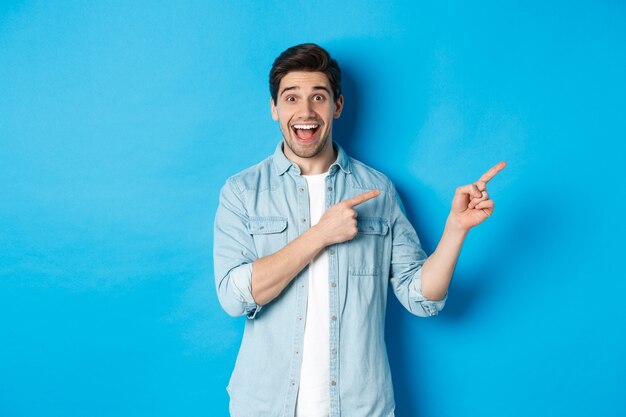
[248,217,288,234]
[357,217,389,235]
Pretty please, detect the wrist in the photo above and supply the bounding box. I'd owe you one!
[445,214,470,240]
[307,224,330,250]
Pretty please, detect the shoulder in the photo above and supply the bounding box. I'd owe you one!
[223,154,277,195]
[347,157,395,194]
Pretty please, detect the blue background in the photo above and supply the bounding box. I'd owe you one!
[1,1,625,416]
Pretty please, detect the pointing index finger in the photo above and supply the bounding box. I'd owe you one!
[477,161,507,186]
[343,190,381,207]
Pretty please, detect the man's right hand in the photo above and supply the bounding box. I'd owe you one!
[312,190,381,246]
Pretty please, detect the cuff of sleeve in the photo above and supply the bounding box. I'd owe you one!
[409,268,447,317]
[230,263,263,319]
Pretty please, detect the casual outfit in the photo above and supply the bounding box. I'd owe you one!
[214,141,446,417]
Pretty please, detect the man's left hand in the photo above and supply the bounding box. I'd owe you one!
[448,161,506,231]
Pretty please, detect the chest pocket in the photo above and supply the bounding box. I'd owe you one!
[348,217,389,276]
[247,216,288,258]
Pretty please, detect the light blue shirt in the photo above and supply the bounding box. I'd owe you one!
[214,141,446,417]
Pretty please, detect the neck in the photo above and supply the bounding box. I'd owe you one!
[285,139,336,175]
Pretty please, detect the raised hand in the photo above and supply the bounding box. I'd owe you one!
[313,190,380,246]
[449,162,506,230]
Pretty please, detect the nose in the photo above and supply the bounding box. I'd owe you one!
[297,99,316,119]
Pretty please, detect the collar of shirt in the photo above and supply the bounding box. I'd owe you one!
[272,140,352,177]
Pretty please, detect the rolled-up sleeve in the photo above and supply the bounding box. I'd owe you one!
[388,187,447,317]
[214,179,262,319]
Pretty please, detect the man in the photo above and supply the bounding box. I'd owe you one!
[214,43,505,417]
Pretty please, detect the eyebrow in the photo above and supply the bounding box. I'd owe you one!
[279,85,332,97]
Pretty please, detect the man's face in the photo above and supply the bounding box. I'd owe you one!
[271,71,343,160]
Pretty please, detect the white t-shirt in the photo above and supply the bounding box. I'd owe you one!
[295,172,330,417]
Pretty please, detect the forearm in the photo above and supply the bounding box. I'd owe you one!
[420,216,468,301]
[251,226,327,305]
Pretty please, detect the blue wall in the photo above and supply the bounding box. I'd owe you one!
[1,1,625,416]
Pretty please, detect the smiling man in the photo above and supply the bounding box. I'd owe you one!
[214,43,505,417]
[271,70,342,163]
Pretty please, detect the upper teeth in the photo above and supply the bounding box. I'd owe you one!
[293,124,318,129]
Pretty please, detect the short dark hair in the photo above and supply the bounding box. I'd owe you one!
[269,43,342,104]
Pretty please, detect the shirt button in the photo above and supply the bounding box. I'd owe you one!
[331,315,337,321]
[331,282,336,288]
[327,186,333,191]
[291,380,295,386]
[299,187,304,192]
[329,249,335,255]
[298,316,302,321]
[331,380,336,386]
[301,218,306,223]
[331,348,337,355]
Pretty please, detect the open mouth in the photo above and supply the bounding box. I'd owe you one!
[292,123,320,143]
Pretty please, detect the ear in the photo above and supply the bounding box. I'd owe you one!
[270,97,279,121]
[333,95,344,119]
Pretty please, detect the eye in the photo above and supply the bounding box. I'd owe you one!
[313,95,325,101]
[285,95,296,102]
